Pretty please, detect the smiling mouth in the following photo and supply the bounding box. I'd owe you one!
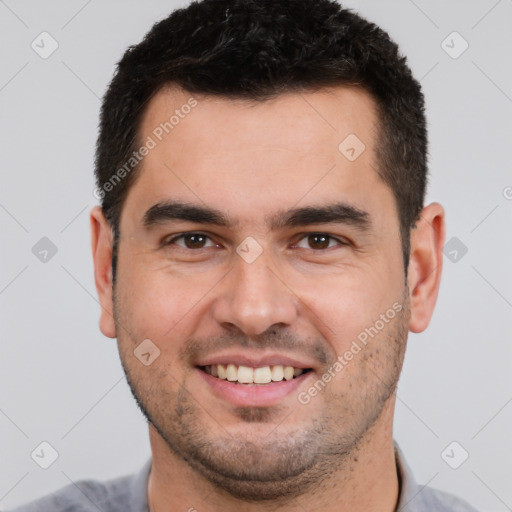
[198,364,313,385]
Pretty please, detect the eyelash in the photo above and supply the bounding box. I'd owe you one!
[163,232,350,251]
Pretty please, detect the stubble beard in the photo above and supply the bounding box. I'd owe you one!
[114,287,410,501]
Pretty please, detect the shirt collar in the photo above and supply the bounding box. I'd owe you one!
[131,457,152,512]
[394,442,429,512]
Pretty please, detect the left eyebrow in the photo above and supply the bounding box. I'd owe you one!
[141,200,372,233]
[267,202,372,232]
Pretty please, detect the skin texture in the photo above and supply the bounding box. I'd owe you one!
[90,85,445,512]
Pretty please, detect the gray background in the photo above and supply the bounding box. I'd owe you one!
[1,0,511,510]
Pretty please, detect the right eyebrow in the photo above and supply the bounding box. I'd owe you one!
[142,200,235,229]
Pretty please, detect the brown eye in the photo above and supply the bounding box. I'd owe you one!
[307,234,330,249]
[183,233,207,249]
[166,233,215,249]
[294,233,347,251]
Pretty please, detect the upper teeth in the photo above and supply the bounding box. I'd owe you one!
[204,364,304,384]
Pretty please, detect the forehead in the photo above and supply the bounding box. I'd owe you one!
[140,84,378,161]
[122,84,395,231]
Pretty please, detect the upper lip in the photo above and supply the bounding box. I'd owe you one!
[195,352,316,370]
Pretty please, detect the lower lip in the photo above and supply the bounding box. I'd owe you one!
[196,368,312,407]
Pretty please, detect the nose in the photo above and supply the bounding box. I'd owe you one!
[211,251,298,337]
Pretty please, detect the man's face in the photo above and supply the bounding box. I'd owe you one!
[109,86,410,499]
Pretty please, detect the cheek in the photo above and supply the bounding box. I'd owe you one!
[114,262,170,340]
[117,263,216,343]
[298,265,403,348]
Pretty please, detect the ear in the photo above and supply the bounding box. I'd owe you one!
[90,205,116,338]
[407,202,446,333]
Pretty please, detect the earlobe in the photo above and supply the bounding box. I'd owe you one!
[90,206,117,339]
[407,202,446,333]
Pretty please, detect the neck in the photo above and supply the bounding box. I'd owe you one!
[147,398,399,512]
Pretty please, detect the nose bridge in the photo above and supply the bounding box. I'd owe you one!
[212,248,297,336]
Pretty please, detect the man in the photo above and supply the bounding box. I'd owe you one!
[9,0,479,510]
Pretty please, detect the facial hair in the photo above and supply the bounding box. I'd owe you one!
[114,288,410,501]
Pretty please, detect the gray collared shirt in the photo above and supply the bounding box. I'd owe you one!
[394,444,479,511]
[7,443,479,511]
